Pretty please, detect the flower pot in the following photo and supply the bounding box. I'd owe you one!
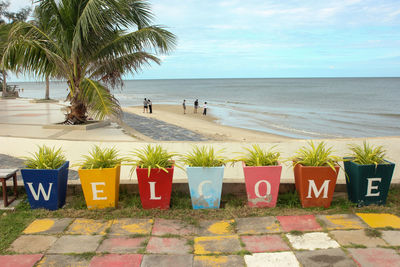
[293,163,339,208]
[243,163,282,208]
[21,161,69,210]
[186,166,224,209]
[136,166,174,210]
[344,158,395,206]
[78,165,121,209]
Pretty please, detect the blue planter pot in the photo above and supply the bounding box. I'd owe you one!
[21,161,69,210]
[186,166,224,209]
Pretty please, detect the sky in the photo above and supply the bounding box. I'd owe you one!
[8,0,400,80]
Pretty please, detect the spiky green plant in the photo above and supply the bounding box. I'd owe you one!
[291,141,341,170]
[182,146,228,167]
[80,146,122,169]
[128,145,175,177]
[348,141,387,166]
[238,145,280,166]
[24,145,66,169]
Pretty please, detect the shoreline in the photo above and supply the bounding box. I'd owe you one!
[123,104,294,142]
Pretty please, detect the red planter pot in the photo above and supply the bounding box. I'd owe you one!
[136,166,174,210]
[243,163,282,208]
[294,163,339,208]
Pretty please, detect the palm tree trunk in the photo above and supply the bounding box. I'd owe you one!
[45,76,50,100]
[2,71,6,98]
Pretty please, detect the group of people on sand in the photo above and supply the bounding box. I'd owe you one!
[182,99,207,116]
[143,98,153,114]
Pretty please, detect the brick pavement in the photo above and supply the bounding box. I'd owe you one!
[1,213,400,266]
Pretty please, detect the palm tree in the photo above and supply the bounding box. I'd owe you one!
[3,0,176,123]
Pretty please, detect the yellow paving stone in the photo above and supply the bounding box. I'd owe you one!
[195,256,228,265]
[356,213,400,229]
[207,220,234,235]
[110,219,154,235]
[66,218,112,235]
[194,235,241,255]
[23,219,55,234]
[324,214,365,230]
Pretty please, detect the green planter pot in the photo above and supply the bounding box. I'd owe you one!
[344,158,395,206]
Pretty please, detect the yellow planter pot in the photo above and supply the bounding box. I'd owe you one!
[78,165,121,209]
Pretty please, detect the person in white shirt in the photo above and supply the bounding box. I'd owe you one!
[202,102,207,116]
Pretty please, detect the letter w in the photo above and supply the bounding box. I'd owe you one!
[306,180,330,199]
[27,183,53,201]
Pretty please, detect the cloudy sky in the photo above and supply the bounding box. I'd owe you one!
[8,0,400,80]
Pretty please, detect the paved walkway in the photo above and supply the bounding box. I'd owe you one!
[2,213,400,266]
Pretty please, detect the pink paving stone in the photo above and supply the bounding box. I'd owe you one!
[89,254,143,267]
[152,218,196,236]
[0,254,43,267]
[277,215,322,232]
[146,237,191,254]
[241,235,290,253]
[97,237,147,253]
[348,248,400,267]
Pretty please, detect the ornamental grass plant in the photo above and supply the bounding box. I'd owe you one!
[347,141,387,166]
[79,145,122,169]
[128,145,176,177]
[291,141,341,170]
[182,146,228,167]
[24,145,66,169]
[238,145,280,166]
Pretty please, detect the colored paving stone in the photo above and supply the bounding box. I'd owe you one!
[96,237,147,253]
[348,248,400,267]
[316,214,366,230]
[330,229,387,247]
[23,218,73,234]
[47,235,102,253]
[193,255,245,267]
[356,213,400,229]
[381,230,400,246]
[9,235,58,253]
[109,218,153,236]
[0,254,43,267]
[198,220,235,236]
[236,216,281,234]
[295,248,357,267]
[146,236,192,254]
[194,235,242,255]
[152,218,197,236]
[36,254,91,267]
[244,252,300,267]
[286,232,340,250]
[240,235,290,253]
[65,218,112,235]
[142,255,194,267]
[277,215,322,232]
[90,254,143,267]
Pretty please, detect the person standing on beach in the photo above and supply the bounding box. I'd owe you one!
[148,99,153,114]
[194,99,199,113]
[183,99,186,114]
[202,102,207,116]
[143,98,148,113]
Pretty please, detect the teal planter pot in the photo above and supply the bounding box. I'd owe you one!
[21,161,69,210]
[186,166,224,209]
[344,158,395,206]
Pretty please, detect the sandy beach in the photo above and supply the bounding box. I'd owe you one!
[123,105,293,142]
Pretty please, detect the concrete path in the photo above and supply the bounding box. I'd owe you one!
[2,213,400,266]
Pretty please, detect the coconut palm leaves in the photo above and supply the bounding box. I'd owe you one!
[348,141,387,166]
[3,0,176,122]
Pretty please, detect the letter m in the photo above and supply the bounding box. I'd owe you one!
[27,183,53,201]
[306,180,330,199]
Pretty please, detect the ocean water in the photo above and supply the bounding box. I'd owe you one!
[14,78,400,139]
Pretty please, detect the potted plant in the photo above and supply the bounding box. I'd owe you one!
[182,146,228,209]
[291,141,341,208]
[21,145,69,210]
[128,145,176,210]
[78,146,122,209]
[238,145,282,208]
[344,141,395,206]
